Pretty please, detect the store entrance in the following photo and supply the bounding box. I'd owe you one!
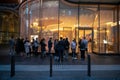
[78,27,93,53]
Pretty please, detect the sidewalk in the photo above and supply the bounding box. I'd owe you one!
[1,70,120,80]
[1,65,120,71]
[0,53,120,65]
[0,65,120,80]
[0,48,120,80]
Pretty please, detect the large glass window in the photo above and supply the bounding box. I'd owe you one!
[59,1,78,44]
[99,5,118,53]
[20,0,59,52]
[20,0,119,54]
[79,5,98,53]
[20,0,59,39]
[42,0,59,41]
[119,5,120,53]
[0,11,19,44]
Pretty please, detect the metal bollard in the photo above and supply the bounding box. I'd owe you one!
[50,53,52,77]
[87,54,91,77]
[10,55,15,77]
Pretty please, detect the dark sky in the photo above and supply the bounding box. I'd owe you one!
[0,0,18,3]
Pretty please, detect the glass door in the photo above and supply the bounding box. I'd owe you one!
[78,27,93,53]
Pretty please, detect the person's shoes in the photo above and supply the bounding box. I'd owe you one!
[74,57,77,60]
[80,58,85,61]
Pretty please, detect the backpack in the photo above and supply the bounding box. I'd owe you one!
[80,41,85,49]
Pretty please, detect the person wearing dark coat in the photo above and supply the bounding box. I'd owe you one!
[64,38,70,60]
[80,37,88,60]
[54,39,59,60]
[48,38,53,54]
[15,38,21,55]
[57,37,64,62]
[9,36,15,55]
[40,38,46,58]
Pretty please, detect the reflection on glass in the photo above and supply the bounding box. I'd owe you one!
[119,5,120,53]
[0,12,19,44]
[20,0,119,54]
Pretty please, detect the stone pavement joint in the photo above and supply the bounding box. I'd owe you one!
[0,71,120,80]
[0,65,120,71]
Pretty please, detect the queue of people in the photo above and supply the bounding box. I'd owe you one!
[9,36,89,62]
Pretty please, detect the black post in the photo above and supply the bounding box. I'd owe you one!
[10,55,15,77]
[50,53,52,77]
[87,54,91,77]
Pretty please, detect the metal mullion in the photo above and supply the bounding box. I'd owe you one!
[78,2,80,41]
[58,0,60,39]
[117,5,119,53]
[98,4,100,53]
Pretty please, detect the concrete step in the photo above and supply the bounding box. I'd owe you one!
[0,65,120,71]
[1,71,120,80]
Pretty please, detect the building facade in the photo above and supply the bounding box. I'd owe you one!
[0,3,19,44]
[0,0,119,54]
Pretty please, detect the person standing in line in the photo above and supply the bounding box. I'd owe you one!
[84,37,88,52]
[9,36,15,55]
[40,38,46,58]
[57,37,64,62]
[34,38,39,56]
[31,38,35,56]
[78,38,82,53]
[20,38,25,56]
[64,38,70,60]
[80,37,88,60]
[71,39,77,60]
[24,38,31,57]
[54,39,59,61]
[48,37,53,54]
[15,37,21,55]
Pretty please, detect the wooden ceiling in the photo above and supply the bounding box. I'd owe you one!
[0,0,18,3]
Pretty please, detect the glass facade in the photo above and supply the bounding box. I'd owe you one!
[99,5,117,53]
[118,4,120,52]
[0,11,19,44]
[19,0,120,54]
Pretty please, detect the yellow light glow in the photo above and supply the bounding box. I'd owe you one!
[33,22,38,26]
[106,30,109,33]
[50,28,63,31]
[74,24,80,27]
[60,35,63,37]
[94,14,98,21]
[30,24,33,28]
[106,22,118,26]
[94,30,97,32]
[74,24,90,27]
[106,22,113,25]
[30,35,38,42]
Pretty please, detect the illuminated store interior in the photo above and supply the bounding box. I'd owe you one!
[0,0,119,54]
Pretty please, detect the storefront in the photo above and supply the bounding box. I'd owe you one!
[0,9,19,44]
[19,0,120,54]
